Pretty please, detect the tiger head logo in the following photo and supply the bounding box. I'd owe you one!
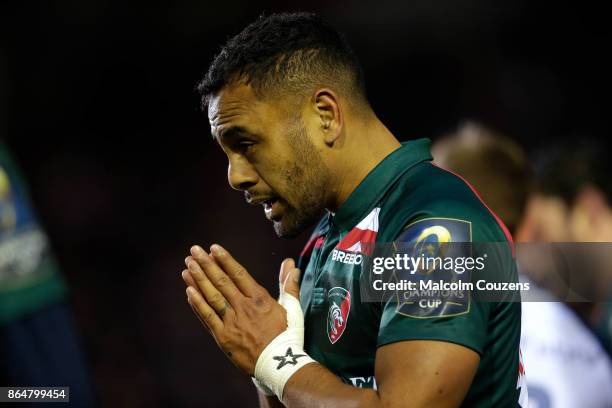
[327,287,351,344]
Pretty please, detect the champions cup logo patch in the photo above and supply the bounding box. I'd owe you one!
[327,287,351,344]
[336,208,380,256]
[412,225,452,274]
[393,218,473,318]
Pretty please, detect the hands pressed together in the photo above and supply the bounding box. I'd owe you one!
[180,244,303,376]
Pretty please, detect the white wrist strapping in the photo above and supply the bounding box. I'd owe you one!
[254,291,315,401]
[251,377,274,396]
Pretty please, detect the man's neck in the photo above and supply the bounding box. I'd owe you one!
[329,117,401,212]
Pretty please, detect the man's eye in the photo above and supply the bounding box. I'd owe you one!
[239,141,254,153]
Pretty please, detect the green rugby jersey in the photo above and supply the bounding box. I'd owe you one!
[298,139,527,407]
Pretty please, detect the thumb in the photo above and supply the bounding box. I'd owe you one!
[279,258,301,300]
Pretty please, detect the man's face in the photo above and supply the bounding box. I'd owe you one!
[208,83,330,237]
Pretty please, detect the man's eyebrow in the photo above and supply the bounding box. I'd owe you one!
[214,125,253,141]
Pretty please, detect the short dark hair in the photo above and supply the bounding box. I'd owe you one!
[533,140,612,205]
[197,12,368,109]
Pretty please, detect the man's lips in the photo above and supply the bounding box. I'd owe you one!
[263,199,276,211]
[247,195,278,206]
[245,194,282,220]
[264,199,281,220]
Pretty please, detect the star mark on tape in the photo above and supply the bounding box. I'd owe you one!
[273,347,307,370]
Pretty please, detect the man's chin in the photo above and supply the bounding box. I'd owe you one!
[272,220,304,239]
[272,213,317,238]
[271,206,326,238]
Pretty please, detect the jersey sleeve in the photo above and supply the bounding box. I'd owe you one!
[376,217,502,355]
[0,145,67,324]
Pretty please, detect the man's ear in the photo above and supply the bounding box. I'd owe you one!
[313,88,343,146]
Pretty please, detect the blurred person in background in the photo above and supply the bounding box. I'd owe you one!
[516,141,612,357]
[0,141,94,405]
[433,122,612,408]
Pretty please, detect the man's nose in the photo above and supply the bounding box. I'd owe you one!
[227,156,258,191]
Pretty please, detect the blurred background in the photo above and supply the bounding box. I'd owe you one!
[0,1,610,406]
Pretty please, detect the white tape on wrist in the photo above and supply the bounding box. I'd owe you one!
[251,377,274,396]
[254,292,315,401]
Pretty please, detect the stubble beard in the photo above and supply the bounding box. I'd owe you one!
[273,122,330,238]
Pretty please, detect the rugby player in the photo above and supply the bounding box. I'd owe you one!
[181,12,525,407]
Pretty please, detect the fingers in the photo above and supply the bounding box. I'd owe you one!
[209,244,261,297]
[189,246,242,305]
[181,268,196,288]
[185,255,235,319]
[186,286,223,333]
[277,259,304,329]
[279,258,301,300]
[189,303,212,334]
[278,258,296,291]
